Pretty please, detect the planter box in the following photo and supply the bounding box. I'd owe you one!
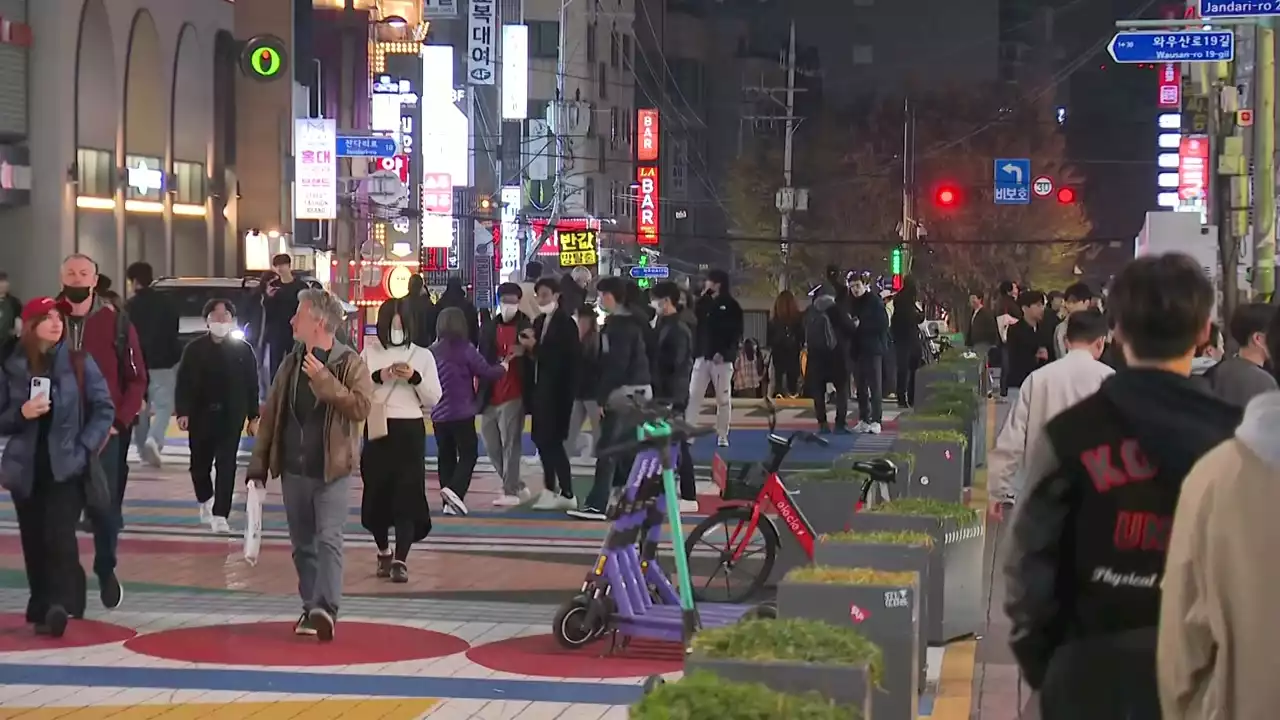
[847,513,984,644]
[814,541,931,689]
[891,440,967,504]
[685,655,872,717]
[778,579,920,720]
[768,478,863,585]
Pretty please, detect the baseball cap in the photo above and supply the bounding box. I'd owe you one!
[21,297,71,324]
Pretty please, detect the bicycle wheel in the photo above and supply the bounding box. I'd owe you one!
[686,507,779,603]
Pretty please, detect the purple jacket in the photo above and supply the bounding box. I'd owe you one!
[429,338,506,423]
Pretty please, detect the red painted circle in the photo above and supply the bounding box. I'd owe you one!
[0,613,135,651]
[467,634,683,678]
[125,622,469,666]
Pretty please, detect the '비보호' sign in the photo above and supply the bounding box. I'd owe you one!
[467,0,498,85]
[558,230,598,267]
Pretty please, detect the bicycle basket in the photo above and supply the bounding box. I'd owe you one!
[721,462,766,501]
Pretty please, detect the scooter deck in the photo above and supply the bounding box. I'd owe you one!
[615,603,754,628]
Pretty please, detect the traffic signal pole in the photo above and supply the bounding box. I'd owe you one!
[1254,19,1275,301]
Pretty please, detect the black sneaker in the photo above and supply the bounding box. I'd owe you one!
[390,560,408,584]
[43,606,68,639]
[376,553,393,578]
[294,612,317,636]
[834,426,852,435]
[308,608,335,642]
[567,507,608,521]
[99,573,122,610]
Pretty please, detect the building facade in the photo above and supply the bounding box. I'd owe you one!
[0,0,235,297]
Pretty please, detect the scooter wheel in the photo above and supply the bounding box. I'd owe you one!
[552,595,603,649]
[642,675,666,694]
[746,601,778,620]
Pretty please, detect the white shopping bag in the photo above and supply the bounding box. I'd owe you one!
[243,481,265,565]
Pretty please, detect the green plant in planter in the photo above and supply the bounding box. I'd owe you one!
[784,565,917,587]
[899,428,969,447]
[917,398,976,416]
[866,497,980,524]
[906,412,966,426]
[820,529,934,547]
[692,618,884,685]
[630,671,861,720]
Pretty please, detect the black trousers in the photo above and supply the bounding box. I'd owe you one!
[362,418,431,561]
[773,349,801,395]
[895,343,919,407]
[811,370,849,429]
[854,354,884,423]
[16,473,85,623]
[435,418,479,499]
[189,413,243,518]
[535,434,574,498]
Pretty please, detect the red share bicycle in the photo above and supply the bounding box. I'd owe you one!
[684,404,898,603]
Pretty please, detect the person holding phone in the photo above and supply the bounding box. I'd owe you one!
[0,298,115,638]
[476,283,533,507]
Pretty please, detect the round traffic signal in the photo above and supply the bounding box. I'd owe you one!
[239,35,289,82]
[935,187,959,207]
[1056,187,1077,204]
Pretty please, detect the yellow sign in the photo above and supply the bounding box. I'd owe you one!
[558,229,598,267]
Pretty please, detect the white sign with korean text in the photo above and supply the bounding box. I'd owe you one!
[500,186,521,282]
[501,25,528,119]
[294,118,337,220]
[467,0,498,85]
[422,0,459,18]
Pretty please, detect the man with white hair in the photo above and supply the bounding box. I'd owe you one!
[247,288,373,642]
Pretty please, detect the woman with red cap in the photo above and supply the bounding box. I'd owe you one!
[0,297,114,637]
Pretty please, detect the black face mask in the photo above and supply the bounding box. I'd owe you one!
[62,286,91,304]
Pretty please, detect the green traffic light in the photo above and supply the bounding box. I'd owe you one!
[251,47,283,78]
[891,247,902,275]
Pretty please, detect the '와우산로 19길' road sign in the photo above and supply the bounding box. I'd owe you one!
[1107,30,1235,64]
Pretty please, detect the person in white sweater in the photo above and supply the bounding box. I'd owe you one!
[989,309,1114,518]
[359,298,442,583]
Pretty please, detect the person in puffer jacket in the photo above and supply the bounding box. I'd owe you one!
[429,307,506,517]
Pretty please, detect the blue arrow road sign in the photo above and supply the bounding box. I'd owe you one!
[1200,0,1280,18]
[336,135,398,158]
[994,158,1031,206]
[1107,31,1234,64]
[629,265,670,280]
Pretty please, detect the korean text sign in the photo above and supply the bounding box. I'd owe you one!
[558,230,598,267]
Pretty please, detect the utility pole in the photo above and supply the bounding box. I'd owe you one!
[1254,19,1275,301]
[899,97,917,276]
[778,20,797,291]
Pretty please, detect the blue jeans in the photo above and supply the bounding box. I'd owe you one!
[89,434,123,579]
[135,367,176,452]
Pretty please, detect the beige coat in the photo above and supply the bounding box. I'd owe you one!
[1158,391,1280,720]
[247,342,373,483]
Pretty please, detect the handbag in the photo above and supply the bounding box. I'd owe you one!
[243,481,265,565]
[70,351,112,516]
[367,346,419,441]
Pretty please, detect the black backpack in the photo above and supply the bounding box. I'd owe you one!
[805,307,837,351]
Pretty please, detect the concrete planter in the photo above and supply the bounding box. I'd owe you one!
[847,513,984,644]
[778,579,920,720]
[685,655,873,717]
[890,439,967,504]
[768,477,863,584]
[814,540,931,688]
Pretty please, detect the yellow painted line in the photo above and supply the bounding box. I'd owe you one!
[927,640,976,719]
[0,699,438,720]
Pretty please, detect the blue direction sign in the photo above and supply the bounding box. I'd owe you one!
[336,135,398,158]
[994,158,1031,206]
[629,265,670,280]
[1107,31,1234,64]
[1200,0,1280,18]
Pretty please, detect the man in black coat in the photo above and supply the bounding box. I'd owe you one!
[523,277,580,511]
[848,273,890,434]
[406,274,437,348]
[125,262,182,467]
[651,281,697,507]
[687,269,743,446]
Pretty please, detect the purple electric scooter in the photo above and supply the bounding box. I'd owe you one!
[552,409,772,650]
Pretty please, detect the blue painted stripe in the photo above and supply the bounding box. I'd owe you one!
[0,663,645,705]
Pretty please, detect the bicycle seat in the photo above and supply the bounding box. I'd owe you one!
[851,458,898,483]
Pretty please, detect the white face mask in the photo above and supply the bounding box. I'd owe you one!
[208,322,235,338]
[538,302,556,315]
[650,300,664,313]
[390,327,406,345]
[500,303,518,321]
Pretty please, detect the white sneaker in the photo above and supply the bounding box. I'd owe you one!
[867,422,882,435]
[441,505,458,516]
[441,487,468,516]
[531,489,575,510]
[678,499,700,515]
[853,421,872,434]
[198,499,213,525]
[210,516,231,534]
[717,437,730,448]
[141,437,162,468]
[492,488,532,507]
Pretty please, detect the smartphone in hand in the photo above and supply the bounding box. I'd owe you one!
[29,377,50,401]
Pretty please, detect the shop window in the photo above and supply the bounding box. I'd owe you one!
[76,148,114,197]
[174,161,206,205]
[529,21,559,59]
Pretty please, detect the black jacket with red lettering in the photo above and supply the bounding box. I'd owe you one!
[1002,368,1240,718]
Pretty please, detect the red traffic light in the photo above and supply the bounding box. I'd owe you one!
[935,186,960,207]
[1056,187,1077,204]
